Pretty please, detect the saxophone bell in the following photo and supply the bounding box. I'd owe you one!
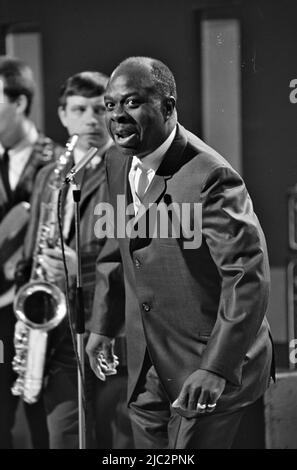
[12,281,67,404]
[14,280,67,331]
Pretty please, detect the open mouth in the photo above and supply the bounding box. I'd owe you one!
[114,129,138,147]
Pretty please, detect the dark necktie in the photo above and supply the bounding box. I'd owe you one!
[0,148,12,199]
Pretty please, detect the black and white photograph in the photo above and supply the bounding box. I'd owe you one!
[0,0,296,453]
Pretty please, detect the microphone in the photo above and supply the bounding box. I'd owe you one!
[64,146,98,184]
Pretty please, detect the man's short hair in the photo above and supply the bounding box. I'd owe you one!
[118,57,177,101]
[0,56,35,116]
[59,71,109,108]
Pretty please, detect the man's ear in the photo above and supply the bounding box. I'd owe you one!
[15,94,28,115]
[162,96,176,121]
[58,105,67,128]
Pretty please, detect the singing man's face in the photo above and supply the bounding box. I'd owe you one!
[58,94,110,151]
[104,65,169,158]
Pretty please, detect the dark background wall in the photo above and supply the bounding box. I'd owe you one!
[0,0,296,359]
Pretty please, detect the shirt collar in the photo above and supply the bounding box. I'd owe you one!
[132,126,177,172]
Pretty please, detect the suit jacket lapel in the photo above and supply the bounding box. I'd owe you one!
[132,124,188,227]
[109,150,132,199]
[80,160,105,208]
[132,175,167,226]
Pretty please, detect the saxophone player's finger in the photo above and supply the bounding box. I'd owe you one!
[41,254,64,272]
[43,248,63,260]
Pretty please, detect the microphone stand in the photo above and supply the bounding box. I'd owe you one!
[71,180,86,449]
[62,147,98,449]
[62,146,99,448]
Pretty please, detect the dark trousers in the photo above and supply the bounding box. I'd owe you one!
[129,363,265,449]
[0,304,49,448]
[44,340,134,449]
[43,360,96,449]
[95,369,134,449]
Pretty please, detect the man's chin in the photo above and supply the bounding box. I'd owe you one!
[79,134,103,149]
[114,143,138,156]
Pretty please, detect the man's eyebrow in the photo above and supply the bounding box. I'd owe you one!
[104,92,142,101]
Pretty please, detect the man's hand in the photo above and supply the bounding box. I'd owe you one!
[172,369,226,414]
[39,246,77,282]
[86,332,119,381]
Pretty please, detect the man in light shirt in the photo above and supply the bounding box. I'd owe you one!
[0,56,61,449]
[18,71,133,449]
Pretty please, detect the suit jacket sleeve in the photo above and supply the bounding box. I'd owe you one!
[89,236,125,337]
[199,165,270,386]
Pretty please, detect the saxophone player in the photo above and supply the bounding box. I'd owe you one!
[0,56,61,449]
[16,71,133,449]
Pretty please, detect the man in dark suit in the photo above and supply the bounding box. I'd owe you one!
[0,56,60,449]
[19,71,133,449]
[87,56,274,449]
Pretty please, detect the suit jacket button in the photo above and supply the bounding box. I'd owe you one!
[135,258,141,268]
[142,303,150,312]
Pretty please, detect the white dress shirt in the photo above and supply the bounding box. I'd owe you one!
[128,126,176,214]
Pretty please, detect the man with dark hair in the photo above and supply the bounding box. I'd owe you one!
[0,56,34,116]
[58,71,108,107]
[87,56,274,449]
[19,71,133,448]
[0,56,61,448]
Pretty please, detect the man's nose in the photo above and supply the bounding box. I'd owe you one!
[111,104,128,122]
[85,107,100,125]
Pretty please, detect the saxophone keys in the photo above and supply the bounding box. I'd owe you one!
[12,355,26,370]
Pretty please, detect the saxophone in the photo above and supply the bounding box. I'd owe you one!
[11,134,78,404]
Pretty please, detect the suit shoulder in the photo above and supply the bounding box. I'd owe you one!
[182,128,242,185]
[185,129,232,170]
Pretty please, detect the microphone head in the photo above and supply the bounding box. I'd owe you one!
[64,146,98,184]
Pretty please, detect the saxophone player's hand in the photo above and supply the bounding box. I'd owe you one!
[86,332,119,381]
[39,246,77,282]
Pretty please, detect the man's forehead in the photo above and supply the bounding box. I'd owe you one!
[107,68,153,94]
[66,94,104,105]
